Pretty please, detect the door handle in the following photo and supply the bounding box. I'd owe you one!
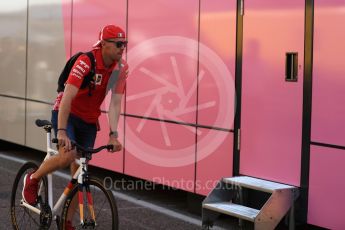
[285,52,298,82]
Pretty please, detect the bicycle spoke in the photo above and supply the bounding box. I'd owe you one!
[63,178,117,230]
[91,186,104,219]
[95,199,106,217]
[18,210,26,229]
[11,162,48,230]
[14,197,40,229]
[25,208,40,226]
[93,189,113,226]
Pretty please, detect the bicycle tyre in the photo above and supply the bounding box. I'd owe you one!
[10,161,48,230]
[60,176,118,230]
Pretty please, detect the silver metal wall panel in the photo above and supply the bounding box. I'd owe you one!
[26,0,70,103]
[26,101,53,151]
[0,0,27,97]
[0,97,25,145]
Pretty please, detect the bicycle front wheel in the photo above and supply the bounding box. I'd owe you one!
[10,161,48,230]
[61,176,119,230]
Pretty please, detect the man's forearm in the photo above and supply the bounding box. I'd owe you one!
[108,94,122,132]
[58,99,71,129]
[108,101,120,132]
[58,84,79,130]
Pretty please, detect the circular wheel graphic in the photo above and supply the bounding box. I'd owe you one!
[106,36,235,167]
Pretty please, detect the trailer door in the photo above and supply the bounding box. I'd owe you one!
[240,0,305,186]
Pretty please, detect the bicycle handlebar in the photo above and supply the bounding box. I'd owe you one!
[52,138,114,154]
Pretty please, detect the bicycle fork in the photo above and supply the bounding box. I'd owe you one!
[77,157,97,227]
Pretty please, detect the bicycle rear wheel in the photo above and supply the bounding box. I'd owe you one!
[61,176,118,230]
[10,161,48,230]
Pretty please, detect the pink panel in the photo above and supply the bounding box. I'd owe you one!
[311,2,345,146]
[91,92,126,172]
[196,130,233,196]
[90,112,124,173]
[198,0,236,129]
[308,146,345,229]
[126,0,199,124]
[124,117,195,192]
[240,0,304,186]
[71,0,126,53]
[61,0,72,58]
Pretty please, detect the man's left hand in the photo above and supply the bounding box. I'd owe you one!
[108,136,122,152]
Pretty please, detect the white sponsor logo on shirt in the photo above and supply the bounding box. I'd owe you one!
[76,65,86,73]
[79,60,90,69]
[71,73,82,79]
[95,74,102,85]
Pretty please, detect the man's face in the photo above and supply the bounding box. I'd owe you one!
[103,38,127,61]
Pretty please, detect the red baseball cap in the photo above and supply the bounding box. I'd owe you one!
[93,25,126,47]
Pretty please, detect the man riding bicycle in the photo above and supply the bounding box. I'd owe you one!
[22,24,128,228]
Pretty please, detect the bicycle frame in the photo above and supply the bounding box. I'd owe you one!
[20,128,94,226]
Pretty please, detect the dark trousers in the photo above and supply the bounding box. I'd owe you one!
[51,110,97,149]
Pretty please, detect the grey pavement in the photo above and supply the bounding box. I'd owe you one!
[0,142,234,230]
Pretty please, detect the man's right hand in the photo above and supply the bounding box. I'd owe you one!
[57,130,72,151]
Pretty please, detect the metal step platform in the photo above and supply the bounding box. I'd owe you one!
[202,176,299,230]
[203,202,259,222]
